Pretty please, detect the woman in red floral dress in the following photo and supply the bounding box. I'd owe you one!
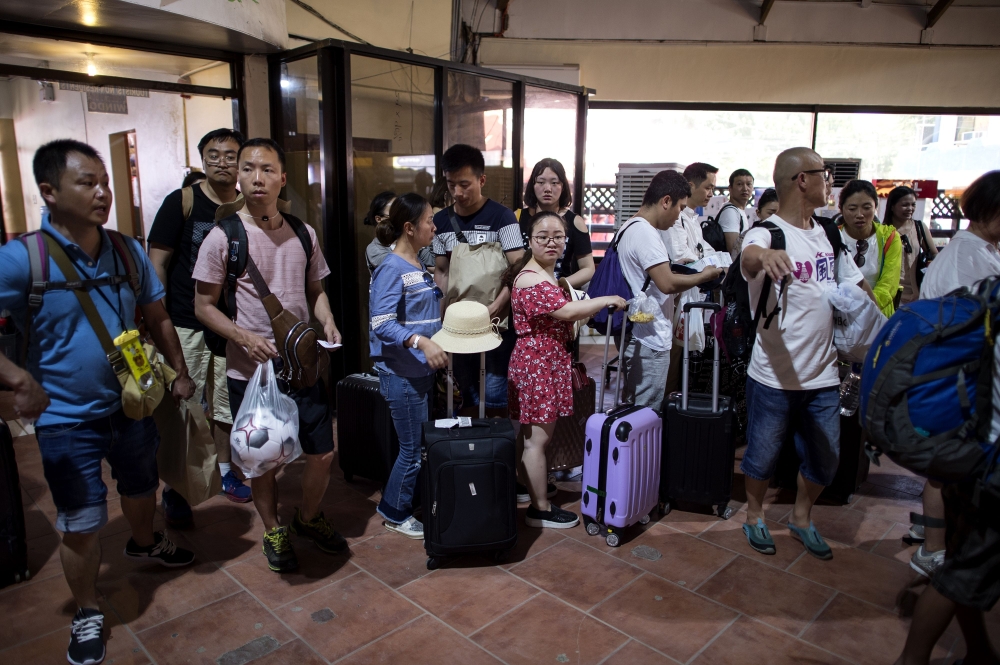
[505,211,625,529]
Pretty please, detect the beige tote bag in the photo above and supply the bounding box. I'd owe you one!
[445,207,511,329]
[153,398,223,507]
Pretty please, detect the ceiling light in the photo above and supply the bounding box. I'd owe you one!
[280,78,291,89]
[80,1,98,26]
[85,53,97,76]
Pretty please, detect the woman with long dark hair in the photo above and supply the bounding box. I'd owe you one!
[517,158,594,288]
[883,185,938,305]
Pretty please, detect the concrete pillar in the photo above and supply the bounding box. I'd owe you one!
[243,54,271,139]
[0,119,27,236]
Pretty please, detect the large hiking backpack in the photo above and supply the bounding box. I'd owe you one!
[701,203,738,253]
[587,219,649,339]
[861,278,1000,489]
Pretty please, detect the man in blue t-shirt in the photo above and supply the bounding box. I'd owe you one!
[432,144,524,417]
[0,140,196,665]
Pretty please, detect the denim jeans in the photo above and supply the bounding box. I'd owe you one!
[741,376,841,486]
[377,371,434,523]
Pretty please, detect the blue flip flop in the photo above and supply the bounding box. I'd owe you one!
[743,518,776,555]
[788,522,833,560]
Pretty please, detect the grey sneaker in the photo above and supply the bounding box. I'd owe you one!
[910,545,944,578]
[908,523,925,542]
[384,516,424,540]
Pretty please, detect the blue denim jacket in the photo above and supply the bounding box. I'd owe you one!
[369,253,442,377]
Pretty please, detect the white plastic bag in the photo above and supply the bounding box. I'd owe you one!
[230,361,302,479]
[672,287,707,353]
[827,282,887,363]
[627,291,659,324]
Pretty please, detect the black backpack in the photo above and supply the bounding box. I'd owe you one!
[202,213,313,356]
[719,217,845,361]
[701,203,739,253]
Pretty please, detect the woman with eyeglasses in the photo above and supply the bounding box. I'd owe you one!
[503,212,626,529]
[883,185,938,305]
[517,158,595,288]
[369,193,448,540]
[837,180,901,317]
[365,190,436,275]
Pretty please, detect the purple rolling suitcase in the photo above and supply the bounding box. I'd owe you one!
[581,308,662,547]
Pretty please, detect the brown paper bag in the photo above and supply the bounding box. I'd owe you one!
[153,398,222,507]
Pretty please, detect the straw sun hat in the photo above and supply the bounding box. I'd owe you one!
[431,301,502,354]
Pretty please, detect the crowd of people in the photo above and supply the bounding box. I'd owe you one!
[0,129,997,665]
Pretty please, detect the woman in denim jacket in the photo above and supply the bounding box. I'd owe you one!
[369,193,448,539]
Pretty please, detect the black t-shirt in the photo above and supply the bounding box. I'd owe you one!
[518,208,593,280]
[147,184,221,330]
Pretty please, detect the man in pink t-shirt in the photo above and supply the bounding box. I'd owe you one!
[193,138,345,574]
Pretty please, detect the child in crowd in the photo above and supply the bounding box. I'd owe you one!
[505,211,626,528]
[369,193,449,539]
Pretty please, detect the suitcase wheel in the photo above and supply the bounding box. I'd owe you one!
[426,557,441,571]
[492,549,509,563]
[639,514,650,525]
[716,504,733,520]
[605,531,621,548]
[585,520,601,537]
[659,501,672,516]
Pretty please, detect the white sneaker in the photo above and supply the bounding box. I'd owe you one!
[384,516,424,540]
[910,544,945,578]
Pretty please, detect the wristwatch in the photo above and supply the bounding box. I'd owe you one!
[411,335,421,349]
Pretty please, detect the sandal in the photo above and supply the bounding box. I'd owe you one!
[788,522,833,560]
[742,518,776,555]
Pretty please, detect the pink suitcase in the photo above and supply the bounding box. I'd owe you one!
[581,309,662,547]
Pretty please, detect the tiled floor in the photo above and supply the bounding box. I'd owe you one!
[1,346,998,664]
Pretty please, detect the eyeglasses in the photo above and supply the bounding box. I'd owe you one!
[205,155,238,166]
[532,235,567,246]
[791,169,831,182]
[854,238,869,267]
[900,235,913,255]
[423,272,443,299]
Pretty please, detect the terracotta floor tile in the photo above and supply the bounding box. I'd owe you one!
[400,566,537,635]
[788,539,916,611]
[0,573,77,647]
[319,494,384,545]
[660,506,725,536]
[135,590,293,664]
[0,599,148,665]
[188,492,258,530]
[225,547,358,609]
[182,513,264,568]
[698,515,806,571]
[801,593,950,665]
[591,573,736,662]
[601,640,675,665]
[471,593,627,665]
[349,530,435,588]
[852,484,924,525]
[100,561,242,632]
[274,571,422,662]
[871,522,921,564]
[509,538,641,610]
[338,614,502,664]
[692,615,851,665]
[696,556,835,635]
[606,522,735,588]
[777,503,896,549]
[497,518,569,567]
[243,638,327,665]
[24,532,63,585]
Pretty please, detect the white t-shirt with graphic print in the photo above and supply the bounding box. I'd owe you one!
[741,214,864,391]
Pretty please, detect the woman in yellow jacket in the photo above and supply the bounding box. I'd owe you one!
[837,179,901,317]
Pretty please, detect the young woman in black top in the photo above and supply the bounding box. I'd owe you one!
[518,158,594,288]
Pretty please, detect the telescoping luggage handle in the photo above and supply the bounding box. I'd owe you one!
[597,304,629,414]
[682,301,722,413]
[446,352,487,419]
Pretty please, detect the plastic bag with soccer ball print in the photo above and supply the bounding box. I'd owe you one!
[230,361,302,479]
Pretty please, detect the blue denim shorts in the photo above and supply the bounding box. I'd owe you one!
[741,376,841,487]
[453,325,517,410]
[35,409,160,534]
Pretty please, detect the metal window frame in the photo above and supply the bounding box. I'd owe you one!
[268,38,590,382]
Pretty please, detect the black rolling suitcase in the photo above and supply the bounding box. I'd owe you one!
[0,417,29,588]
[421,352,517,570]
[336,374,399,484]
[773,411,868,504]
[661,302,736,519]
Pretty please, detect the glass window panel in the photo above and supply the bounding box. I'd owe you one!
[447,72,514,207]
[351,55,435,366]
[0,32,231,88]
[523,86,577,204]
[278,57,323,248]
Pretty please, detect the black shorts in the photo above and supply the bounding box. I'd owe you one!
[931,480,1000,612]
[228,374,334,457]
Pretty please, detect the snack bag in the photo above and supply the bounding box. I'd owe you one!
[627,291,658,324]
[230,361,302,478]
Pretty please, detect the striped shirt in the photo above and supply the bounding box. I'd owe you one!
[432,200,522,257]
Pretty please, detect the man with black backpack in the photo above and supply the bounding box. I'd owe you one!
[148,128,251,522]
[193,138,347,574]
[737,147,868,561]
[716,168,754,257]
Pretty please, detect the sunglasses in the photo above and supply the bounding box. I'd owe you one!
[854,238,869,268]
[423,272,443,299]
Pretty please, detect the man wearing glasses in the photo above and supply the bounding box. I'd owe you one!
[148,128,251,521]
[738,147,871,561]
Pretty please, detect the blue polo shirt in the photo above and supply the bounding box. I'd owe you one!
[0,218,165,427]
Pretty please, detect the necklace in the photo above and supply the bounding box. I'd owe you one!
[238,210,281,223]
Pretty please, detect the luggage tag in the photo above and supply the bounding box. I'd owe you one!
[433,417,473,429]
[112,330,156,392]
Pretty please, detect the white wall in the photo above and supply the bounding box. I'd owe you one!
[7,78,232,234]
